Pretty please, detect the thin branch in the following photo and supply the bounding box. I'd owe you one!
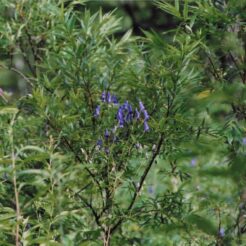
[111,134,164,234]
[229,52,245,84]
[207,55,222,81]
[128,135,164,211]
[9,113,20,246]
[74,183,92,196]
[0,64,34,87]
[75,193,102,228]
[46,118,104,203]
[11,67,34,87]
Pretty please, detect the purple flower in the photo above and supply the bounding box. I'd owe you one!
[139,101,145,112]
[242,137,246,145]
[143,109,150,121]
[126,112,133,122]
[135,108,140,120]
[119,121,124,128]
[106,92,111,103]
[111,95,118,104]
[123,101,129,110]
[144,121,150,132]
[147,185,154,195]
[101,91,106,102]
[190,158,197,167]
[117,107,124,127]
[94,105,100,118]
[105,129,110,139]
[101,91,119,104]
[121,101,133,122]
[0,88,3,97]
[219,228,225,237]
[96,139,103,149]
[127,103,133,114]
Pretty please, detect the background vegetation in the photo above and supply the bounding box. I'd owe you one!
[0,0,246,245]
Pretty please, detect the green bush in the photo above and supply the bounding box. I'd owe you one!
[0,0,245,245]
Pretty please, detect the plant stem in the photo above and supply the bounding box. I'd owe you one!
[110,134,164,234]
[9,114,20,246]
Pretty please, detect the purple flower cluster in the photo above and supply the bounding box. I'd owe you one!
[95,92,150,132]
[101,91,118,104]
[95,92,151,153]
[94,105,100,118]
[139,101,150,132]
[116,100,150,132]
[94,91,118,118]
[117,101,133,128]
[96,128,117,155]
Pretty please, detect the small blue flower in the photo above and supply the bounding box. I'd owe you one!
[243,137,246,145]
[147,185,154,195]
[190,158,197,167]
[139,101,145,112]
[94,105,100,117]
[144,121,150,132]
[123,101,130,110]
[143,109,150,121]
[126,112,133,122]
[135,108,140,120]
[101,91,114,103]
[106,92,112,103]
[96,139,103,149]
[219,228,225,237]
[121,101,133,122]
[117,106,125,127]
[127,103,133,114]
[111,95,118,104]
[119,120,124,128]
[105,129,110,139]
[101,91,106,102]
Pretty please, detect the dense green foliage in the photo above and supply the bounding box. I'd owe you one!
[0,0,246,245]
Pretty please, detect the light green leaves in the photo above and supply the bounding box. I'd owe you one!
[0,107,18,114]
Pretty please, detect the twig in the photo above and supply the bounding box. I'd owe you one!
[9,113,20,246]
[110,134,164,234]
[207,55,221,81]
[229,52,245,84]
[0,64,34,87]
[75,193,102,228]
[46,118,104,203]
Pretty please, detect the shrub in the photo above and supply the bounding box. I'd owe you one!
[0,0,245,245]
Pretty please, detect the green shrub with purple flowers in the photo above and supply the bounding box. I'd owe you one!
[0,0,246,245]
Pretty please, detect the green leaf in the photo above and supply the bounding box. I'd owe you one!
[155,0,182,19]
[0,107,18,114]
[186,214,217,235]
